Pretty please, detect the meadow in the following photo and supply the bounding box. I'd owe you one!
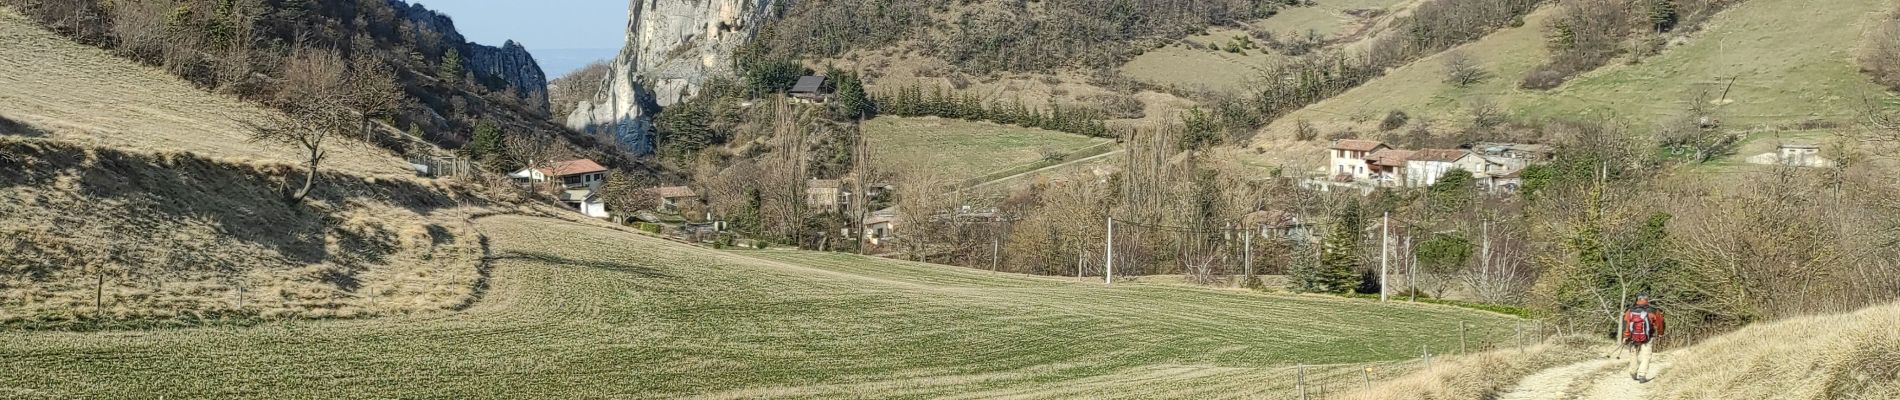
[2,215,1523,398]
[864,116,1112,182]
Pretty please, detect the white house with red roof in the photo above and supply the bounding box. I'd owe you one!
[512,159,611,218]
[1328,139,1391,181]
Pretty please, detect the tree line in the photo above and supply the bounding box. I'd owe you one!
[873,84,1113,138]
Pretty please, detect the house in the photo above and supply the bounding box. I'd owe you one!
[510,159,608,190]
[1243,209,1314,243]
[1746,143,1833,168]
[647,186,699,212]
[1328,139,1390,181]
[789,76,832,103]
[1405,149,1480,187]
[1365,149,1414,185]
[559,189,609,218]
[1471,142,1552,174]
[862,207,900,246]
[807,178,849,209]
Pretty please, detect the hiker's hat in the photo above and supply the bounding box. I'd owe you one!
[1635,294,1650,306]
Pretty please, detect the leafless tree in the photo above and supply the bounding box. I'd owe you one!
[246,48,354,203]
[1443,51,1489,87]
[348,51,403,143]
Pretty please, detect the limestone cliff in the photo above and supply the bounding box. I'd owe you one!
[566,0,777,155]
[391,1,550,109]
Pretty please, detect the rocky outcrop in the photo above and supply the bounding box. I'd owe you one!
[566,0,777,155]
[390,1,549,109]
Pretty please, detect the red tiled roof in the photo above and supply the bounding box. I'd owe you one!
[648,186,697,198]
[1408,149,1470,162]
[1329,139,1387,152]
[1368,149,1414,167]
[537,159,607,177]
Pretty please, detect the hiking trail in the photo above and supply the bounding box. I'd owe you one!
[1498,351,1672,400]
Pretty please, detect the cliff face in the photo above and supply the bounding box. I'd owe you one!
[566,0,777,155]
[391,1,550,109]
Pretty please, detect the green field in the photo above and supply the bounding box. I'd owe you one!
[1258,0,1891,141]
[865,116,1112,182]
[2,215,1522,398]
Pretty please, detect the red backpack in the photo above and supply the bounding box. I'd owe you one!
[1625,309,1653,343]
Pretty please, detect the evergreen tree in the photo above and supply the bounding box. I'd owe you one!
[439,47,464,84]
[466,120,502,160]
[1317,200,1365,293]
[830,70,872,119]
[1648,0,1679,32]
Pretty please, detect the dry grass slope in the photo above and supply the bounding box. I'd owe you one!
[1,215,1526,398]
[0,9,410,178]
[1651,302,1900,400]
[0,8,492,328]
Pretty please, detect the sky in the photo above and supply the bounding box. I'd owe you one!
[417,0,629,77]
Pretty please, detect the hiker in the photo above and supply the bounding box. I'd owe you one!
[1622,294,1666,382]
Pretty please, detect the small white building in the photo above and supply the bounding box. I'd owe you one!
[862,208,900,246]
[560,189,609,218]
[1746,143,1833,168]
[1405,149,1483,187]
[1328,139,1390,181]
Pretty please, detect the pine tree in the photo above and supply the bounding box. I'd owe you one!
[439,48,464,84]
[1317,201,1365,293]
[467,120,502,160]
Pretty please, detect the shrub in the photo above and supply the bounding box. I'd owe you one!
[1380,110,1410,131]
[1519,67,1568,90]
[1295,119,1319,141]
[753,240,770,249]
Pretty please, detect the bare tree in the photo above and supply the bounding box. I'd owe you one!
[348,51,403,143]
[599,171,660,217]
[1444,51,1489,87]
[247,48,354,203]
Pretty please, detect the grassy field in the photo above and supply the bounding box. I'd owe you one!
[1119,0,1409,92]
[1250,0,1891,156]
[0,10,412,178]
[865,116,1113,182]
[2,215,1524,398]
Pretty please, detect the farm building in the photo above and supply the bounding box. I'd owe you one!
[790,76,832,103]
[510,159,608,190]
[647,186,699,212]
[1328,139,1390,181]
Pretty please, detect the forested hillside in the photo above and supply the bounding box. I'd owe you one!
[3,0,632,169]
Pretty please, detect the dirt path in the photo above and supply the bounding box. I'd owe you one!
[967,149,1124,189]
[1498,352,1672,400]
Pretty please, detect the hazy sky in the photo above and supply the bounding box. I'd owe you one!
[419,0,628,50]
[418,0,628,76]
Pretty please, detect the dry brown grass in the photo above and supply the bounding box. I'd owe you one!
[0,9,410,178]
[0,138,491,329]
[1651,302,1900,400]
[1340,335,1603,400]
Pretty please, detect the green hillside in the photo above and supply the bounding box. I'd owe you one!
[865,116,1114,183]
[1254,0,1890,148]
[2,215,1522,398]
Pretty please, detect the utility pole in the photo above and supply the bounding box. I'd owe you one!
[1380,212,1390,302]
[1243,225,1253,280]
[991,237,999,273]
[1407,234,1417,302]
[854,115,867,255]
[1105,216,1115,285]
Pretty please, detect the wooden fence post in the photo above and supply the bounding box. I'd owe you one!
[1298,363,1308,400]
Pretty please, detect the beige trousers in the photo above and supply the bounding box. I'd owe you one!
[1626,341,1655,378]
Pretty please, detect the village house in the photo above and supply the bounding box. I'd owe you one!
[1365,149,1414,186]
[862,207,900,246]
[806,178,850,210]
[510,159,608,191]
[1328,139,1391,181]
[648,186,699,212]
[789,76,832,103]
[1405,149,1482,187]
[512,159,610,218]
[1243,209,1314,243]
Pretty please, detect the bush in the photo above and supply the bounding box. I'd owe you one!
[1380,110,1410,131]
[1295,119,1319,141]
[753,240,770,249]
[1519,67,1568,90]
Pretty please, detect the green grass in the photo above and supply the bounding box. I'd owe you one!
[1260,0,1893,142]
[2,215,1523,398]
[865,116,1111,182]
